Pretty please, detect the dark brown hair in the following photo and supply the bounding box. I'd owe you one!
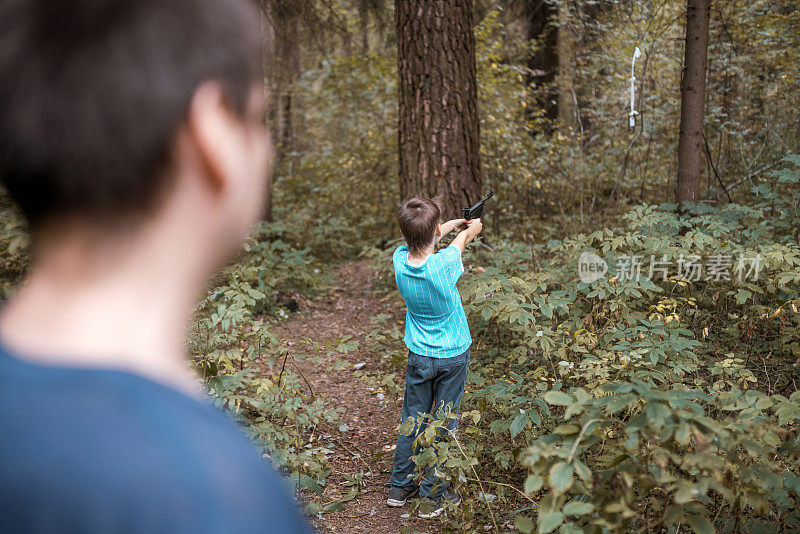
[397,197,441,254]
[0,0,263,230]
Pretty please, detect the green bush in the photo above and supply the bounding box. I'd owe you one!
[273,53,399,256]
[0,190,28,302]
[188,222,346,496]
[382,157,800,532]
[519,383,800,533]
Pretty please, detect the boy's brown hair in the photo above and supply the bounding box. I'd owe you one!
[397,197,441,255]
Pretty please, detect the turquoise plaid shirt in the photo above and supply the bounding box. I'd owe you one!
[393,244,472,358]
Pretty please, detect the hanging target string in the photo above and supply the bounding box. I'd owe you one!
[629,46,641,128]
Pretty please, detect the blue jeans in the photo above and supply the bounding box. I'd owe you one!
[390,348,470,500]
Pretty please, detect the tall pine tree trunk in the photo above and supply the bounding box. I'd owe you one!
[676,0,710,206]
[395,0,481,219]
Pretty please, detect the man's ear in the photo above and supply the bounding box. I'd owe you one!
[185,81,232,193]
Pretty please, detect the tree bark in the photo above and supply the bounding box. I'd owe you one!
[257,0,305,221]
[358,0,369,54]
[260,8,273,222]
[274,13,300,152]
[395,0,482,220]
[676,0,710,206]
[556,0,576,131]
[525,0,559,130]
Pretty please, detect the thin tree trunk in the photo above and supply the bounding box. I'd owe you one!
[575,1,600,133]
[258,0,304,221]
[676,0,710,206]
[557,0,576,131]
[358,0,369,54]
[275,14,300,152]
[525,0,558,132]
[260,8,274,222]
[395,0,481,219]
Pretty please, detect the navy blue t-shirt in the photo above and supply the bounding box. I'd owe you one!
[0,342,313,534]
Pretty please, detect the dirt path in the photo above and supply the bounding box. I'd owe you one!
[273,260,443,534]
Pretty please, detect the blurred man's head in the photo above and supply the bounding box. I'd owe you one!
[0,0,271,265]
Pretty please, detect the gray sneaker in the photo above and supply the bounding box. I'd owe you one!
[386,485,418,507]
[417,490,461,518]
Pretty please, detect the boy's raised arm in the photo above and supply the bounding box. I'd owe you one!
[450,218,483,254]
[439,218,467,236]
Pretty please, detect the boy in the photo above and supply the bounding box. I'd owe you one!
[386,197,483,518]
[0,0,310,532]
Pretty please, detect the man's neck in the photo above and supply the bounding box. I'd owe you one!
[0,231,210,398]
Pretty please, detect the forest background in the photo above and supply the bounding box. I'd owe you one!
[1,1,800,533]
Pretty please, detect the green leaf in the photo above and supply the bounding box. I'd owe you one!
[786,470,800,497]
[558,523,584,534]
[675,423,691,445]
[562,501,595,516]
[686,514,714,534]
[524,474,544,493]
[674,483,697,504]
[735,289,752,304]
[322,487,358,514]
[537,511,564,534]
[646,402,671,428]
[516,516,535,534]
[553,424,580,435]
[510,412,528,438]
[299,474,323,497]
[608,454,630,468]
[549,462,574,494]
[543,391,573,406]
[573,459,592,482]
[755,396,773,410]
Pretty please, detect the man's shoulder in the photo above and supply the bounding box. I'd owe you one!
[0,365,311,533]
[0,367,261,483]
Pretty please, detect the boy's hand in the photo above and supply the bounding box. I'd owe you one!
[465,218,483,237]
[451,218,482,253]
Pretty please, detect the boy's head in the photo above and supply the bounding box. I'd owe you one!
[397,197,442,254]
[0,0,269,262]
